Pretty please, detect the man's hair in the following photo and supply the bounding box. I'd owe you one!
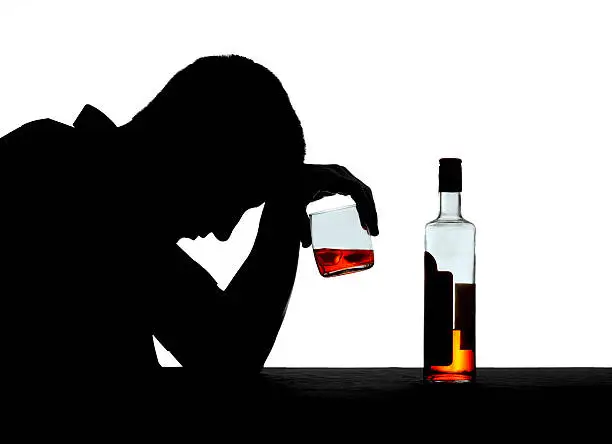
[130,55,306,170]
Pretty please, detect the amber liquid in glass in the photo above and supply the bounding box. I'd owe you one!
[313,248,374,277]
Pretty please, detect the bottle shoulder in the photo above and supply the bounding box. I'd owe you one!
[425,217,476,231]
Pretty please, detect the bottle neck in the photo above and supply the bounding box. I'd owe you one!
[438,192,462,220]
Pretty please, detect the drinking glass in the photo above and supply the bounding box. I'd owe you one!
[309,204,374,277]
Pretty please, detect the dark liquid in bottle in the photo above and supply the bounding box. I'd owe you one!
[313,248,374,277]
[423,278,476,383]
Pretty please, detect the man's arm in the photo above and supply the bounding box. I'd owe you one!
[152,197,302,372]
[222,197,303,368]
[152,164,378,371]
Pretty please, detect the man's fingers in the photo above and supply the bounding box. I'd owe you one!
[306,164,379,236]
[345,179,378,237]
[363,184,378,236]
[312,189,335,202]
[329,165,378,236]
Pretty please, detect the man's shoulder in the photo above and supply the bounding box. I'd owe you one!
[0,118,76,157]
[1,118,73,141]
[1,102,118,150]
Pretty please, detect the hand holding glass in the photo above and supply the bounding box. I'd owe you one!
[309,204,374,277]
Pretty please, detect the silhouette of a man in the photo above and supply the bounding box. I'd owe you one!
[1,55,378,370]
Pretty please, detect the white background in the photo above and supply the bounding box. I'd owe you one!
[2,1,611,367]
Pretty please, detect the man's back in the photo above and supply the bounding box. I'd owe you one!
[2,111,160,368]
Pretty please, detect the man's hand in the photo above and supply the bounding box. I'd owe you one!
[299,163,379,248]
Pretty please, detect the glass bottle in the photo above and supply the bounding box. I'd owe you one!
[424,158,476,383]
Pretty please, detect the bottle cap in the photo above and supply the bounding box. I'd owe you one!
[439,158,462,192]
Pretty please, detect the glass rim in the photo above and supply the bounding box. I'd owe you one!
[307,203,356,217]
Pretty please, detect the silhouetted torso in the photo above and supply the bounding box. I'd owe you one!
[2,55,379,373]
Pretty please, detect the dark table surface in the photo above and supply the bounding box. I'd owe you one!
[160,368,612,430]
[260,367,611,388]
[252,367,611,404]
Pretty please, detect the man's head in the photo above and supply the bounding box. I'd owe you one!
[125,55,306,241]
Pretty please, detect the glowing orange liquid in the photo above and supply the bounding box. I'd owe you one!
[313,248,374,277]
[427,330,475,382]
